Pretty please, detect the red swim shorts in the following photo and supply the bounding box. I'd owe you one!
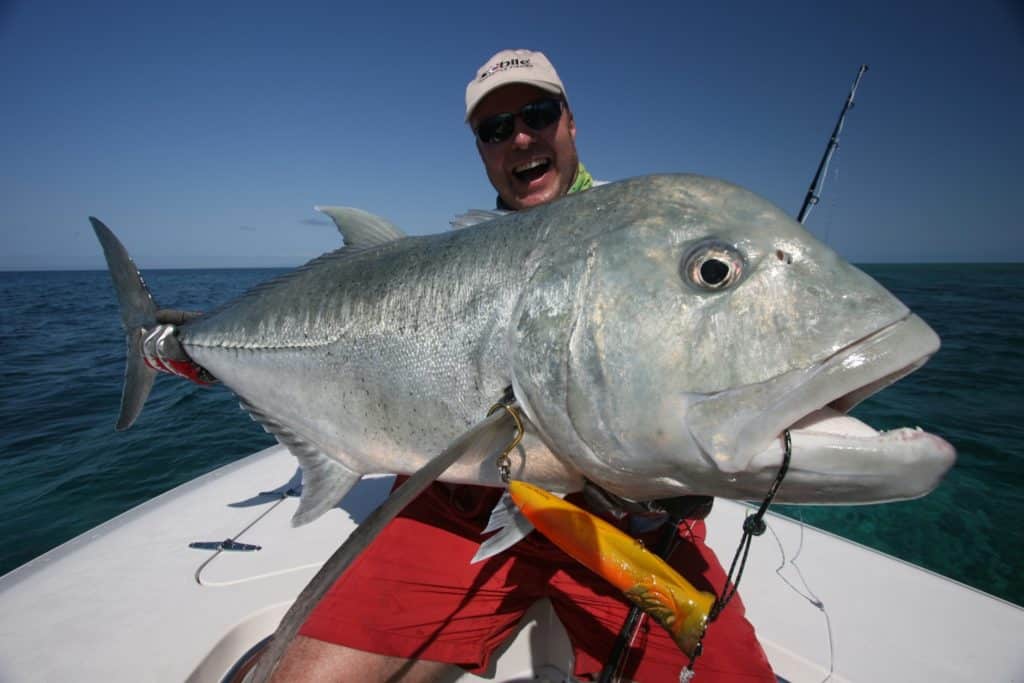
[300,482,774,682]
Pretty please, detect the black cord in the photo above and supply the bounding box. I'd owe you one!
[598,431,794,680]
[709,430,791,621]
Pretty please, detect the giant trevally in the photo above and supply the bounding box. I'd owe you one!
[92,174,955,525]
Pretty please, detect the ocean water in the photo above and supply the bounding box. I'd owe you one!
[1,264,1021,607]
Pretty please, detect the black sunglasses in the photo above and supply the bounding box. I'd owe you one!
[475,98,564,144]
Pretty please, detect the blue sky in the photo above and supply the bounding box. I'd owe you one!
[2,0,1021,270]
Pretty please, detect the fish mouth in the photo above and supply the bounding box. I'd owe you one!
[687,313,956,502]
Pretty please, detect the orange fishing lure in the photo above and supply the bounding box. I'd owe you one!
[508,480,714,656]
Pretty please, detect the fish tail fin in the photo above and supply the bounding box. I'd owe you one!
[90,217,158,431]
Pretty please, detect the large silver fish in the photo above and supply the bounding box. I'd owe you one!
[93,174,955,526]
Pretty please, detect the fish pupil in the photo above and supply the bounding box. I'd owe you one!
[700,259,730,285]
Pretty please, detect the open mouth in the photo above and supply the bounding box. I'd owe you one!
[512,158,552,184]
[682,313,956,502]
[781,318,934,438]
[689,313,946,474]
[784,348,931,439]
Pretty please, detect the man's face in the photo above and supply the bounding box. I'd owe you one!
[470,84,579,211]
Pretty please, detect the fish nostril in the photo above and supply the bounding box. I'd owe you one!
[776,249,793,264]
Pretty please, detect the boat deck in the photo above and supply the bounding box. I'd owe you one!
[1,445,1020,681]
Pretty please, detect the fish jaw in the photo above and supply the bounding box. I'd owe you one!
[686,313,947,476]
[744,409,956,503]
[623,313,957,504]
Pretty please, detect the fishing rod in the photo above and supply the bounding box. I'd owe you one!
[797,64,869,225]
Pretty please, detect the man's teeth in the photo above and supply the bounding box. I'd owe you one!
[514,159,548,173]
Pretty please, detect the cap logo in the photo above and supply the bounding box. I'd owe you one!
[478,57,533,82]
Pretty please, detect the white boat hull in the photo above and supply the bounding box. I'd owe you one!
[1,445,1021,682]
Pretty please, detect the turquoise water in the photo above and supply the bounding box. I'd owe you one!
[1,264,1021,606]
[776,264,1024,605]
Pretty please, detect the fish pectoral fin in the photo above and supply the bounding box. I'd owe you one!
[291,451,361,527]
[471,491,536,564]
[238,399,362,526]
[314,206,406,248]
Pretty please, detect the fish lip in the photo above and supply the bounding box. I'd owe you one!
[743,422,956,503]
[819,316,932,413]
[687,312,941,473]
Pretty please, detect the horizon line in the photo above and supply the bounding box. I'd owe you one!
[3,260,1024,274]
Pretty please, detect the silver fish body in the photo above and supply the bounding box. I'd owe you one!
[181,207,581,501]
[96,174,955,524]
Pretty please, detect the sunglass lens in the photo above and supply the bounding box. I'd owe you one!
[477,114,514,144]
[476,99,562,144]
[521,99,562,130]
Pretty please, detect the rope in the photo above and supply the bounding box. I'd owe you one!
[684,430,793,676]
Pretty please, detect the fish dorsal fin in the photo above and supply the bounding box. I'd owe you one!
[239,398,361,525]
[314,206,406,247]
[449,209,508,230]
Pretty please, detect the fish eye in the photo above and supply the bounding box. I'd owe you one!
[682,242,744,291]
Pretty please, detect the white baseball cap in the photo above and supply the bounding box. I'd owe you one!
[465,49,567,121]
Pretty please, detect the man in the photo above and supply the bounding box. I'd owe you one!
[464,50,588,210]
[272,50,774,682]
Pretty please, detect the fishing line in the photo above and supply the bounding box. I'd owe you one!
[711,430,792,618]
[797,65,868,226]
[766,512,835,683]
[192,493,288,586]
[821,165,841,248]
[681,430,793,681]
[489,405,796,682]
[197,562,327,588]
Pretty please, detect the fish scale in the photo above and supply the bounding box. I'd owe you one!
[92,174,955,528]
